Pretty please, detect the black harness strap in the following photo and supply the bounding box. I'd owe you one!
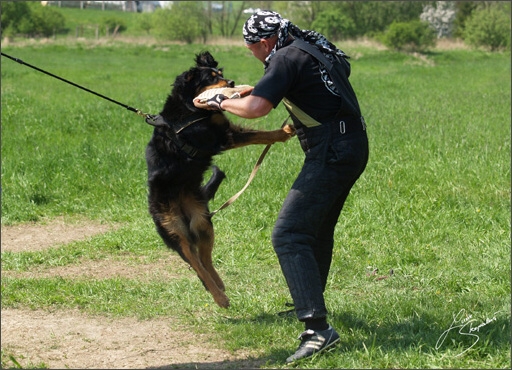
[289,39,362,118]
[145,114,211,159]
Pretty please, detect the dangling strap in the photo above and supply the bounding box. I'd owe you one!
[210,116,291,216]
[210,144,271,216]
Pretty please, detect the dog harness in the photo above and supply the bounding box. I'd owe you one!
[145,113,211,159]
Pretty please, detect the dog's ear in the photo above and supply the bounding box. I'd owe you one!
[169,68,202,111]
[195,51,218,69]
[172,69,197,92]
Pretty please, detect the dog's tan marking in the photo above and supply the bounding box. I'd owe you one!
[174,230,229,308]
[181,195,225,286]
[229,124,296,149]
[156,195,229,308]
[283,124,295,135]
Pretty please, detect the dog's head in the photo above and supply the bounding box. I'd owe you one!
[170,51,234,111]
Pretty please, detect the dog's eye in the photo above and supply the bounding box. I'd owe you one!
[212,68,223,76]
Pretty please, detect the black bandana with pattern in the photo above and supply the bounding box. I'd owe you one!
[242,10,349,96]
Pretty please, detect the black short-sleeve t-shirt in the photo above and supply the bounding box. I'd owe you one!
[251,45,342,124]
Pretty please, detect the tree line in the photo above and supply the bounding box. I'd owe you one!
[1,1,510,51]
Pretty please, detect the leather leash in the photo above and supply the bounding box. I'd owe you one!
[210,116,291,216]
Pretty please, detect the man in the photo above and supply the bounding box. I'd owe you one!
[195,10,369,363]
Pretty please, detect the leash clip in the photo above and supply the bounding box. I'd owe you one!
[135,109,149,118]
[339,120,346,134]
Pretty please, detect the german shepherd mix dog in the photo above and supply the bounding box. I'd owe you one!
[145,52,295,308]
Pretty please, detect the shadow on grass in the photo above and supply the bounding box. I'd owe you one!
[146,311,296,369]
[148,309,510,369]
[336,309,510,356]
[147,355,285,369]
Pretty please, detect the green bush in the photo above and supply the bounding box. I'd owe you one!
[30,3,66,37]
[311,9,356,40]
[463,7,511,51]
[1,1,65,38]
[137,13,153,35]
[100,16,127,36]
[1,1,30,37]
[152,3,207,44]
[381,20,436,52]
[335,1,425,38]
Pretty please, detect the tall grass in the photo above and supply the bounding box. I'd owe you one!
[1,42,510,368]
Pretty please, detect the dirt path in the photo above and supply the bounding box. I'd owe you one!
[1,217,115,253]
[1,308,258,369]
[1,220,261,369]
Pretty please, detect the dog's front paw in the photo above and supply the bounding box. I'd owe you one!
[214,293,230,308]
[283,124,296,137]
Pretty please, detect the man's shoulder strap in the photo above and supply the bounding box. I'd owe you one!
[289,38,361,118]
[290,38,337,71]
[289,38,352,82]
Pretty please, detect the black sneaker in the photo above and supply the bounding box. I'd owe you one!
[285,325,340,364]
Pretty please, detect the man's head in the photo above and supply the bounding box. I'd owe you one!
[243,10,283,63]
[243,10,283,44]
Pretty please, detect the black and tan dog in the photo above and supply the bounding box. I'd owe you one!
[145,51,294,308]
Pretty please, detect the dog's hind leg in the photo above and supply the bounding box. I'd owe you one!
[186,197,230,308]
[194,218,226,293]
[188,204,227,292]
[182,240,230,308]
[179,236,230,308]
[153,203,229,308]
[201,165,226,201]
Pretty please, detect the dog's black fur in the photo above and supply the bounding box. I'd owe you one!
[145,51,294,308]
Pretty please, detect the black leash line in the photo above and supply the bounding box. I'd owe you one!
[1,52,148,117]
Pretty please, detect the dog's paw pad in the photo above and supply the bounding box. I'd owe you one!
[216,296,230,308]
[283,124,296,136]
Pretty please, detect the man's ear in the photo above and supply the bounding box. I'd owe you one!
[261,35,278,53]
[261,38,272,53]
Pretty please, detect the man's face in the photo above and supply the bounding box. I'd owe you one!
[245,36,278,64]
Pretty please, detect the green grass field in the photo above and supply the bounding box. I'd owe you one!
[1,39,510,369]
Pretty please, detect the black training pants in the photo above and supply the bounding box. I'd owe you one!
[272,123,369,321]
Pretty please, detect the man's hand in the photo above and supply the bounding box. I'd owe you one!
[194,93,227,110]
[238,86,254,97]
[194,85,254,111]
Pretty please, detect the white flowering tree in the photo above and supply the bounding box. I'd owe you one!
[420,1,456,38]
